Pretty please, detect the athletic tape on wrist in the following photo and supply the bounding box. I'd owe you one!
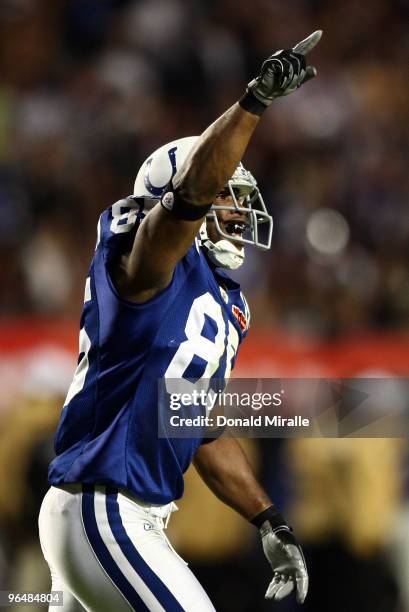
[250,505,288,530]
[160,184,212,221]
[239,91,267,117]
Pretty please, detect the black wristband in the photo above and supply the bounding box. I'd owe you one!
[160,185,212,221]
[239,91,267,117]
[251,505,288,529]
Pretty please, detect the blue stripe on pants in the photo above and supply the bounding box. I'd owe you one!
[105,487,185,612]
[81,485,150,611]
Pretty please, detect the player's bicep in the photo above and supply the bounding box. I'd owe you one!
[126,204,204,295]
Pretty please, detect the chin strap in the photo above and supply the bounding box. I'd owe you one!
[199,220,245,270]
[203,238,245,270]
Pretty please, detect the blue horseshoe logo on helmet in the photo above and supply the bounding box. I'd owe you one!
[144,146,178,197]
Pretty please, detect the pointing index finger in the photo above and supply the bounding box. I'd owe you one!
[292,30,322,55]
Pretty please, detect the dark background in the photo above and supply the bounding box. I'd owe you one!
[0,1,409,610]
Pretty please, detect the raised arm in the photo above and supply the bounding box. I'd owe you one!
[120,105,259,302]
[115,30,322,303]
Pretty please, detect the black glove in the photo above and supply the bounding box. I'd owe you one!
[252,506,309,604]
[240,30,322,115]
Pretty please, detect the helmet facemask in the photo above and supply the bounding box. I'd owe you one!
[199,164,273,270]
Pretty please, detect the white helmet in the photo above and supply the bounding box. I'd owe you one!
[133,136,273,269]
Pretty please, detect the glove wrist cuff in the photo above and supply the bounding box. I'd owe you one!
[250,505,288,530]
[239,90,267,117]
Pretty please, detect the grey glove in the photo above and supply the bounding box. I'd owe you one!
[252,507,309,604]
[240,30,322,115]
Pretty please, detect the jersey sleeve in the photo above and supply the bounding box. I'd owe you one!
[96,196,146,265]
[93,197,202,314]
[96,196,202,271]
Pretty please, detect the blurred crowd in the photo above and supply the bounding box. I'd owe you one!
[1,1,409,611]
[0,0,409,335]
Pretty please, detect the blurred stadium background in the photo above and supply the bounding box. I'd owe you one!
[1,0,409,610]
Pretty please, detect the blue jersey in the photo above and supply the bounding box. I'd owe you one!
[48,197,250,504]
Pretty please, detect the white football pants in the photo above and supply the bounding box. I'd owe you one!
[38,485,215,612]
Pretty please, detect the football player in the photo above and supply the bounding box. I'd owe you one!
[39,31,322,611]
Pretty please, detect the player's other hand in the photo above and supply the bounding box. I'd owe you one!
[252,507,308,604]
[246,30,322,107]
